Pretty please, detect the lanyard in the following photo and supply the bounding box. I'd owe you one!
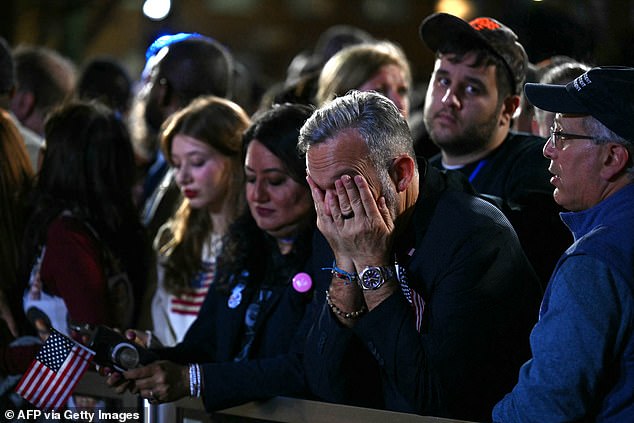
[468,159,487,183]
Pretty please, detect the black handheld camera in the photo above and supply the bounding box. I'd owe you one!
[73,324,158,372]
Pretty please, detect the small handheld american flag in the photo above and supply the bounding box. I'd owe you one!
[15,328,95,411]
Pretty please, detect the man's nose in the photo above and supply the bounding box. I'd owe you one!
[440,87,460,108]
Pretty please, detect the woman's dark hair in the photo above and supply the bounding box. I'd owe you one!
[242,103,315,186]
[77,56,132,115]
[22,101,148,303]
[216,103,315,291]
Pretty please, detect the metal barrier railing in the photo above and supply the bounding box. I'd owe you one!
[74,371,473,423]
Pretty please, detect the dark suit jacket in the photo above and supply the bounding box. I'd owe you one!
[303,164,543,422]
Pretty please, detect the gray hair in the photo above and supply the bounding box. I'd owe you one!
[584,115,634,179]
[298,90,416,174]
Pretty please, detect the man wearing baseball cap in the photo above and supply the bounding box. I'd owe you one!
[494,66,634,422]
[420,13,570,287]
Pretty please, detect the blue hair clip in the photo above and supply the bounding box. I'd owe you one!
[145,32,207,60]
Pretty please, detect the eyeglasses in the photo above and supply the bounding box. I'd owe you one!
[548,129,598,149]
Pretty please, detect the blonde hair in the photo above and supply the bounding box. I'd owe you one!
[316,41,412,106]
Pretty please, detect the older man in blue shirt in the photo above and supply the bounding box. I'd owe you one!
[494,66,634,422]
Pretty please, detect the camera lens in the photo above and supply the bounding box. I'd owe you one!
[111,343,140,369]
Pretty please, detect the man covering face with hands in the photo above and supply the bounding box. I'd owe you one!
[299,90,542,421]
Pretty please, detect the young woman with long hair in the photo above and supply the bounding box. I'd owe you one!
[150,96,251,346]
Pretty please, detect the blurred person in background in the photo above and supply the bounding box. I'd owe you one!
[0,37,42,171]
[132,34,236,242]
[259,24,374,111]
[77,56,133,118]
[316,41,411,119]
[531,59,591,137]
[0,110,39,414]
[9,45,76,139]
[0,110,33,340]
[22,101,149,340]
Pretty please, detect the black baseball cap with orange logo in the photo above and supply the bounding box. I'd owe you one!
[419,13,528,96]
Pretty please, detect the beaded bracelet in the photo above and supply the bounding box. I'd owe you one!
[325,290,367,319]
[188,363,201,397]
[321,261,358,285]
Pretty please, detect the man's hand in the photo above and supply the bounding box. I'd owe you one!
[308,173,394,270]
[310,173,399,319]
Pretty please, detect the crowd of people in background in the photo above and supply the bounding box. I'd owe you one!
[0,9,633,423]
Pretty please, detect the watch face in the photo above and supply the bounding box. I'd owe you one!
[361,267,384,289]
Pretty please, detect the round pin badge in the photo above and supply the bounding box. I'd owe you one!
[292,272,312,293]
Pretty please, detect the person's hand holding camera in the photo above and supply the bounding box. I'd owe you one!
[123,360,190,404]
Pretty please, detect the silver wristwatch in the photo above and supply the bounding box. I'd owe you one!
[358,265,396,290]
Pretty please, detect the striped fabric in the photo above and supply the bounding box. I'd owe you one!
[169,261,214,316]
[396,262,426,332]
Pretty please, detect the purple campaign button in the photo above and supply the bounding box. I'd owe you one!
[292,272,312,293]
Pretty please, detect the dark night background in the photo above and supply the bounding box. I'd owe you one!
[1,0,631,93]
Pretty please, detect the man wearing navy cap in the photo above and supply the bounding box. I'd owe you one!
[419,13,570,286]
[494,66,634,422]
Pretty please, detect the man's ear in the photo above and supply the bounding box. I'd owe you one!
[156,77,172,107]
[601,143,631,181]
[10,90,35,121]
[390,154,416,193]
[500,95,521,127]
